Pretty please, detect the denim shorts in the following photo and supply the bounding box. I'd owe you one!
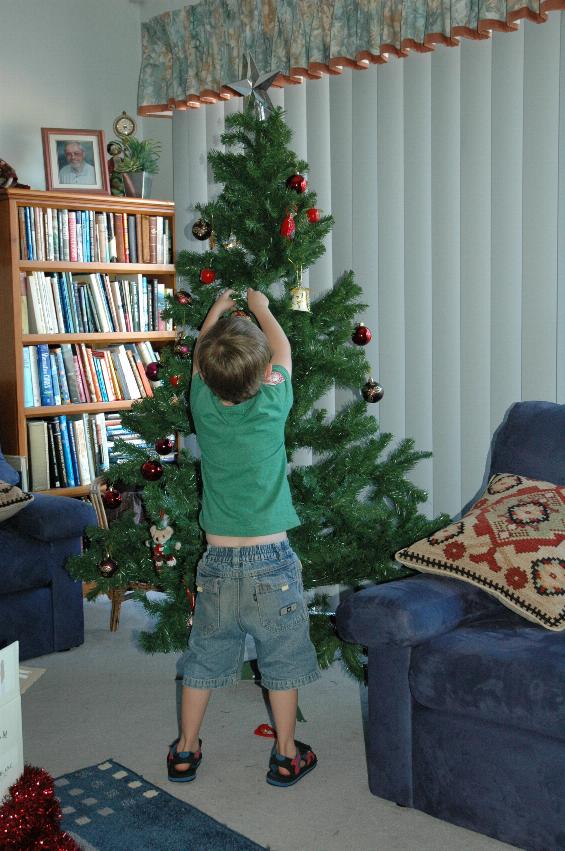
[183,541,320,691]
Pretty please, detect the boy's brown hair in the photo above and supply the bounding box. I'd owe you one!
[197,316,272,403]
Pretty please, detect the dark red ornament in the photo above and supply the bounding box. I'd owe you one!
[175,289,193,305]
[280,213,295,239]
[362,378,384,403]
[306,207,320,223]
[141,459,164,481]
[145,361,160,381]
[286,173,307,193]
[352,323,372,346]
[102,486,122,509]
[98,556,118,577]
[174,340,191,359]
[192,218,212,240]
[169,374,182,387]
[155,437,174,455]
[232,309,251,319]
[199,267,216,284]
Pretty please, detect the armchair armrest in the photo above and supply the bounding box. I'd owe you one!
[8,493,97,542]
[336,574,502,647]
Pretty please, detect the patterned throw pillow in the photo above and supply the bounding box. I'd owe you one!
[395,474,565,631]
[0,480,34,523]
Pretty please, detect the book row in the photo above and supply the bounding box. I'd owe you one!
[18,205,172,265]
[21,271,173,335]
[27,413,165,491]
[23,341,161,408]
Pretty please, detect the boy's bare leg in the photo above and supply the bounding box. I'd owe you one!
[269,688,304,776]
[175,686,211,769]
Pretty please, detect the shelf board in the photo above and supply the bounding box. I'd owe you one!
[18,261,175,274]
[25,400,136,417]
[22,331,176,344]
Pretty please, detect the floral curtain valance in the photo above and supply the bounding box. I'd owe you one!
[138,0,564,114]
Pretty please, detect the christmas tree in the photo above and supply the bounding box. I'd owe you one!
[68,103,445,679]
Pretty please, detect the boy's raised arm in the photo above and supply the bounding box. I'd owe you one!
[192,289,235,375]
[247,288,292,376]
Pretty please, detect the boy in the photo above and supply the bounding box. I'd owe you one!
[167,287,320,788]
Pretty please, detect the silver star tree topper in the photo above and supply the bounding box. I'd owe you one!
[228,55,281,120]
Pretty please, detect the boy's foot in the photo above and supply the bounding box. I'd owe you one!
[167,738,203,782]
[266,740,317,787]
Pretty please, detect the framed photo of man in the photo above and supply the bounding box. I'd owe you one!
[41,128,110,194]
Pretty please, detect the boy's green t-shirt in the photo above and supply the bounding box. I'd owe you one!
[189,364,300,536]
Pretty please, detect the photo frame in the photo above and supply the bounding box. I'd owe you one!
[41,128,110,194]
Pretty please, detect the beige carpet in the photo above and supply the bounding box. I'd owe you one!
[20,595,515,851]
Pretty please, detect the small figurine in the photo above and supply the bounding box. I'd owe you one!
[146,514,182,574]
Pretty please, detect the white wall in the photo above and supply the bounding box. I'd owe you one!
[0,0,173,201]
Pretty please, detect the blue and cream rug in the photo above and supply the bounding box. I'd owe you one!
[55,760,267,851]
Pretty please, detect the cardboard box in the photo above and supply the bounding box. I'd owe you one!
[0,642,24,799]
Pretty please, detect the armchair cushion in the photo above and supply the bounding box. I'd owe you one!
[335,574,502,647]
[410,609,565,741]
[8,493,97,542]
[396,474,565,631]
[0,526,54,593]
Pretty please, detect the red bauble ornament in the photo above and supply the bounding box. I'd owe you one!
[352,323,372,346]
[280,213,295,239]
[199,267,216,284]
[232,309,251,319]
[141,459,164,481]
[174,340,191,359]
[175,289,193,305]
[286,173,307,193]
[306,207,320,223]
[169,374,182,387]
[98,556,118,577]
[145,361,160,381]
[102,486,122,509]
[362,378,384,403]
[155,437,174,455]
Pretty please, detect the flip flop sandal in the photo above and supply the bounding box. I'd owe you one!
[167,737,203,782]
[266,739,317,787]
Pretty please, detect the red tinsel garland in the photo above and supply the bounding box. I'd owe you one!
[0,765,80,849]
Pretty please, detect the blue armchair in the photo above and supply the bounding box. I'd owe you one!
[0,451,97,660]
[336,401,565,851]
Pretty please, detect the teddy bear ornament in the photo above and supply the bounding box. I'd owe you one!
[146,514,182,575]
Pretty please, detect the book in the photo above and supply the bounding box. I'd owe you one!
[87,273,111,332]
[18,206,27,259]
[116,345,141,398]
[20,272,29,335]
[3,454,29,491]
[72,419,91,485]
[109,348,130,399]
[74,350,89,403]
[106,212,117,262]
[141,216,151,264]
[125,348,146,397]
[26,273,46,334]
[78,344,97,402]
[115,213,125,263]
[50,276,65,333]
[22,347,33,408]
[49,418,67,487]
[28,345,41,407]
[27,420,50,491]
[58,415,77,487]
[46,420,60,489]
[53,347,71,404]
[122,212,129,262]
[82,413,97,482]
[84,346,102,402]
[49,352,62,406]
[68,211,78,262]
[95,412,110,470]
[149,216,157,264]
[126,343,153,397]
[60,344,81,403]
[127,215,137,263]
[36,344,55,407]
[136,213,143,266]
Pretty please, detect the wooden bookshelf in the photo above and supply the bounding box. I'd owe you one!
[0,187,177,492]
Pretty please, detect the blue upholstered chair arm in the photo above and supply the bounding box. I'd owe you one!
[7,493,97,542]
[336,574,502,647]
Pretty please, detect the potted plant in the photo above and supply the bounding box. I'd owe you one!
[112,136,160,198]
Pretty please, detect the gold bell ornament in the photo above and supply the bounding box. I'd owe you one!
[290,268,311,313]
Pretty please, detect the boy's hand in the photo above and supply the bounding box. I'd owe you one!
[247,288,269,315]
[213,288,236,314]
